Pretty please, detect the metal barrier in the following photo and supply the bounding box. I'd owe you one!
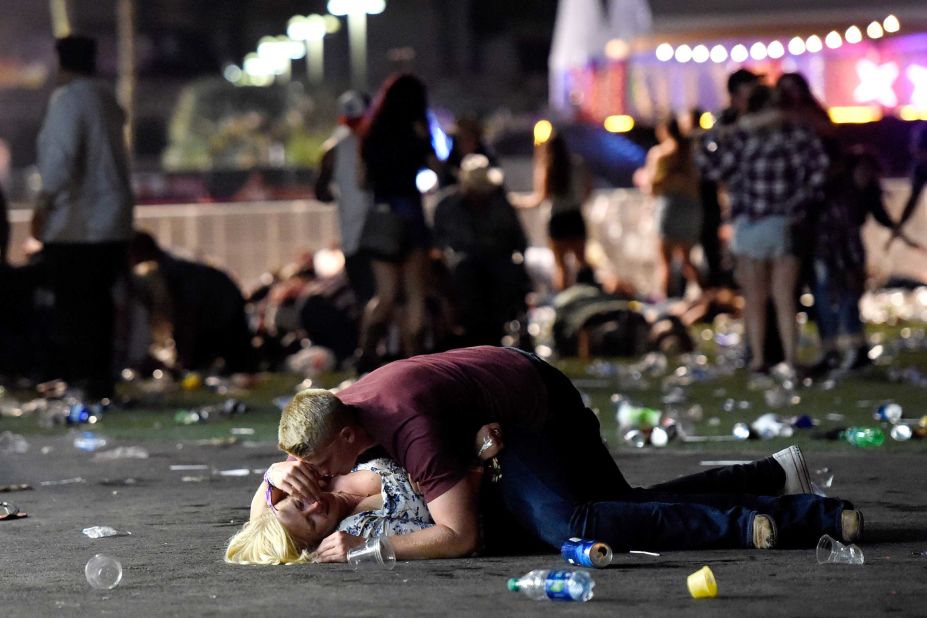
[7,179,926,294]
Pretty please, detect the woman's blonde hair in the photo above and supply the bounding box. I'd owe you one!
[224,512,316,565]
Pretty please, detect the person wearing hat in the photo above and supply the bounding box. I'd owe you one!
[32,35,134,401]
[314,91,375,305]
[433,155,529,346]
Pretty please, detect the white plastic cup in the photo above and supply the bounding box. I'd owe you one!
[346,537,396,570]
[85,554,123,589]
[816,535,864,565]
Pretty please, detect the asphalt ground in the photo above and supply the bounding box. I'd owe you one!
[3,431,927,617]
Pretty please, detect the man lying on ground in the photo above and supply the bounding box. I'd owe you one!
[231,346,863,563]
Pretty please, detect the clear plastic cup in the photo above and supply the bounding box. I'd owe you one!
[346,537,396,570]
[686,565,718,599]
[816,534,864,565]
[85,554,123,589]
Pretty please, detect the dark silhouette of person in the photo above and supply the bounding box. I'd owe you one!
[128,231,256,375]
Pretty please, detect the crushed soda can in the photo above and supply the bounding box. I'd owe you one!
[561,538,613,568]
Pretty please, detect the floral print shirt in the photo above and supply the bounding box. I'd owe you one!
[337,458,434,538]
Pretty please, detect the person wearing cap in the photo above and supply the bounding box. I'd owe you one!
[432,154,529,345]
[314,91,375,305]
[32,35,134,401]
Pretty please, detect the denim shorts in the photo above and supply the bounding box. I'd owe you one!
[731,215,792,260]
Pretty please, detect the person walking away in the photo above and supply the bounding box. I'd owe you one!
[634,117,703,299]
[32,35,134,401]
[314,91,375,305]
[511,129,592,292]
[356,74,440,371]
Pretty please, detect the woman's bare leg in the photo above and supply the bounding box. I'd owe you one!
[770,254,801,368]
[738,256,771,371]
[359,259,400,358]
[400,249,429,356]
[550,239,569,292]
[658,239,674,299]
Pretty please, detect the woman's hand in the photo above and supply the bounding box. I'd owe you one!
[314,531,366,563]
[475,423,503,461]
[265,459,327,503]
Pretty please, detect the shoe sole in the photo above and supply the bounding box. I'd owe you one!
[753,514,777,549]
[775,446,813,495]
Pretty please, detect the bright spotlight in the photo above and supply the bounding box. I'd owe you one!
[845,25,862,44]
[692,45,710,63]
[883,14,900,33]
[730,44,748,63]
[788,36,806,55]
[674,44,693,63]
[767,40,785,59]
[867,21,884,39]
[825,31,842,49]
[806,35,823,53]
[709,44,728,63]
[749,41,768,61]
[655,43,674,62]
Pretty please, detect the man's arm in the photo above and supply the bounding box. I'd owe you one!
[314,474,481,561]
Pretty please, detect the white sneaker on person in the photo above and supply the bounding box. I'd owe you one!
[753,514,777,549]
[772,445,813,495]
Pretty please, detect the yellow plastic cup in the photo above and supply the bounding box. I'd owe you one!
[687,565,718,599]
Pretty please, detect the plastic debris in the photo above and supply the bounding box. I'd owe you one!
[92,447,150,461]
[0,431,29,454]
[85,554,123,589]
[687,565,718,599]
[39,477,85,486]
[816,534,864,565]
[82,526,130,539]
[73,432,108,452]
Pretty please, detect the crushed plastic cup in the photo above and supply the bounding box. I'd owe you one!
[347,537,396,570]
[73,432,107,452]
[813,467,834,489]
[1,501,20,517]
[816,534,864,565]
[686,565,718,599]
[82,526,124,539]
[85,554,123,589]
[623,429,647,449]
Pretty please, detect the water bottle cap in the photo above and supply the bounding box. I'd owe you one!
[507,578,519,592]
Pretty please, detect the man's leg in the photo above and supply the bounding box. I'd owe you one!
[494,431,758,551]
[645,457,785,496]
[627,491,850,549]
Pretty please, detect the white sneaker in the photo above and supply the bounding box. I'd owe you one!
[772,445,813,495]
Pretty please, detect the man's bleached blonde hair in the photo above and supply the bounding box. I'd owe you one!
[278,388,353,458]
[224,512,315,565]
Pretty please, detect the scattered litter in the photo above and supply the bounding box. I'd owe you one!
[85,554,123,590]
[629,550,660,557]
[181,476,208,483]
[191,437,238,447]
[508,569,594,602]
[230,427,255,436]
[687,565,717,599]
[700,460,751,467]
[170,465,209,471]
[82,526,131,539]
[0,484,32,492]
[817,534,864,565]
[40,477,86,486]
[814,467,834,489]
[825,412,846,422]
[73,432,108,452]
[93,447,149,461]
[217,468,250,477]
[0,431,29,454]
[561,538,613,568]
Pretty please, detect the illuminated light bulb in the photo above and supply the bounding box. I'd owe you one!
[655,43,674,62]
[674,44,693,63]
[806,35,823,53]
[710,44,728,63]
[853,59,899,107]
[603,115,635,133]
[867,21,884,39]
[845,25,862,44]
[699,112,715,130]
[883,14,900,33]
[692,45,710,63]
[825,31,843,49]
[534,120,553,145]
[749,41,767,61]
[788,36,806,55]
[730,44,749,63]
[767,40,785,59]
[605,38,630,60]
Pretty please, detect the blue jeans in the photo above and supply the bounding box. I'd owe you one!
[813,259,863,342]
[486,351,851,551]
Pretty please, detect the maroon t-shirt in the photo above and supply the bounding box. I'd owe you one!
[338,346,548,502]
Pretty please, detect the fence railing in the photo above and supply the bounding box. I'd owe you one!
[8,179,925,295]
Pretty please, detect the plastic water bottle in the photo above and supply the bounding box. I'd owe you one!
[85,554,123,589]
[842,426,885,448]
[73,431,108,452]
[507,570,595,602]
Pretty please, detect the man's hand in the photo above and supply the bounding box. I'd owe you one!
[475,423,503,461]
[314,531,366,563]
[265,459,327,503]
[30,197,50,240]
